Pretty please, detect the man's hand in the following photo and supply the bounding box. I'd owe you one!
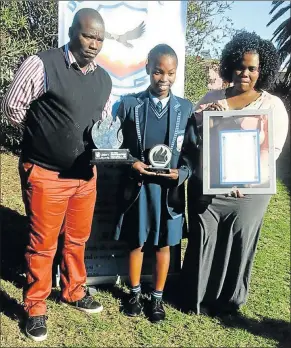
[157,169,179,180]
[132,161,157,176]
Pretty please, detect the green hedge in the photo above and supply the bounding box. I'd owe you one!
[184,55,208,105]
[0,1,58,154]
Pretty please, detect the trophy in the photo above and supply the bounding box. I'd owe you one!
[147,144,172,174]
[91,116,129,163]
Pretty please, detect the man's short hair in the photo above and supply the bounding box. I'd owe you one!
[71,8,104,30]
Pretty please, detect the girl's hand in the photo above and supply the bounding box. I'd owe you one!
[132,161,157,176]
[157,169,179,180]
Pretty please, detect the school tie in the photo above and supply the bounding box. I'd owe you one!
[156,101,163,113]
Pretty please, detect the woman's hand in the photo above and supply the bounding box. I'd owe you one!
[204,103,225,128]
[204,103,225,112]
[157,169,179,180]
[132,161,156,176]
[196,102,225,129]
[225,186,245,198]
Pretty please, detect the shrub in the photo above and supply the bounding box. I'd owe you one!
[0,1,58,154]
[184,55,208,105]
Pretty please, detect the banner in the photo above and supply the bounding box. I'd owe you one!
[58,1,187,284]
[58,1,187,102]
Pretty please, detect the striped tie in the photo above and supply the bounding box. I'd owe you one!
[156,101,163,113]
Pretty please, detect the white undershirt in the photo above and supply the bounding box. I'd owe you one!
[149,91,170,109]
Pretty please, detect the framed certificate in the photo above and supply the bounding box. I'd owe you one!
[202,109,276,195]
[220,129,261,185]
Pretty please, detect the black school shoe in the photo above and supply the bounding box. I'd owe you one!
[125,292,143,317]
[149,298,165,323]
[66,295,103,313]
[25,315,48,342]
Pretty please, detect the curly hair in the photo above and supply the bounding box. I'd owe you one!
[219,31,280,90]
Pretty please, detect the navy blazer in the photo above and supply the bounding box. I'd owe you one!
[116,88,199,219]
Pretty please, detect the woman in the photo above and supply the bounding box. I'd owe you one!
[181,31,288,315]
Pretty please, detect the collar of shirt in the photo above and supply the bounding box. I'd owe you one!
[63,43,98,74]
[149,91,170,109]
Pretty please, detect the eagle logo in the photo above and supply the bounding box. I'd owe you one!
[105,21,146,48]
[94,1,149,92]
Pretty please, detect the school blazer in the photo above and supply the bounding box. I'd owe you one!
[116,89,199,219]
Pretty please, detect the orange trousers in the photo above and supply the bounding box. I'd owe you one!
[20,161,97,316]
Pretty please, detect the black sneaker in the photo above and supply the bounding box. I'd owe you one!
[25,315,48,342]
[125,292,143,317]
[67,295,103,313]
[149,298,165,323]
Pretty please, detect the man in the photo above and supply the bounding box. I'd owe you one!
[1,8,112,342]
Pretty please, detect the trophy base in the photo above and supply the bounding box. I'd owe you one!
[147,167,170,174]
[91,149,130,163]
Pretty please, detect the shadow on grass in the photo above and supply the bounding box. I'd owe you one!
[0,289,26,331]
[0,206,29,288]
[96,284,129,314]
[0,205,62,290]
[217,314,291,348]
[157,281,291,347]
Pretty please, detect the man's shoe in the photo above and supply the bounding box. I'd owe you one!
[68,295,103,313]
[149,298,165,323]
[125,292,143,317]
[25,315,48,342]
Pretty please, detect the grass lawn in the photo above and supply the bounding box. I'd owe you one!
[0,151,290,347]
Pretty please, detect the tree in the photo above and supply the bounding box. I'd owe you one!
[0,0,58,94]
[186,1,234,58]
[184,2,234,104]
[267,0,291,88]
[22,1,58,50]
[0,1,58,152]
[184,56,208,104]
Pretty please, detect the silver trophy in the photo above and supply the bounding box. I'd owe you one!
[147,144,172,174]
[91,117,129,162]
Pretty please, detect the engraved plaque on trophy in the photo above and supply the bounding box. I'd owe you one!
[91,117,129,163]
[147,144,172,174]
